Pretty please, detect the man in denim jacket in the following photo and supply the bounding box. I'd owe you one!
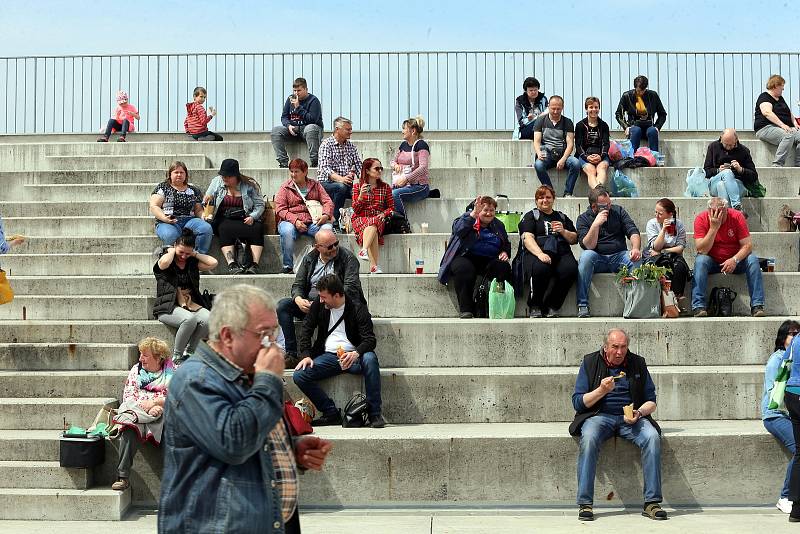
[159,284,332,534]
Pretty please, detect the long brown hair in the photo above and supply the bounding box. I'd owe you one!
[360,158,382,183]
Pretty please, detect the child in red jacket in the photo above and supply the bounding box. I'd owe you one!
[97,90,139,142]
[184,87,223,141]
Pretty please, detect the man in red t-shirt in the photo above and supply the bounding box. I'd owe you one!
[691,197,765,316]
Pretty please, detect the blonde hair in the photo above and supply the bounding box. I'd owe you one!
[403,115,426,137]
[138,337,171,361]
[767,75,786,90]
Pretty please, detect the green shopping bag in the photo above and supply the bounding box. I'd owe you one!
[494,194,522,233]
[488,279,515,319]
[769,355,793,411]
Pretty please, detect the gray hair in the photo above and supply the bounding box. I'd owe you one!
[208,284,276,341]
[708,197,728,208]
[333,116,352,130]
[604,328,630,346]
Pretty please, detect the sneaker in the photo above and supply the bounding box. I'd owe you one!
[563,193,574,198]
[243,263,258,275]
[777,498,793,514]
[312,410,343,427]
[772,163,784,168]
[117,136,126,142]
[577,305,590,318]
[357,249,369,261]
[459,312,474,319]
[578,505,594,521]
[529,308,542,318]
[111,478,129,491]
[281,266,294,274]
[369,414,387,428]
[96,136,108,142]
[693,307,708,318]
[546,308,560,318]
[228,262,244,275]
[751,305,766,317]
[370,265,383,274]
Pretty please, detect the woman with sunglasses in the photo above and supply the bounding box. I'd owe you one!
[352,158,395,274]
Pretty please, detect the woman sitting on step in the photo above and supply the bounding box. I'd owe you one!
[110,337,174,492]
[352,158,395,274]
[202,158,266,274]
[149,161,213,254]
[152,229,218,364]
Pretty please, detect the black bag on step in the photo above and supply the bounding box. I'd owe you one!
[473,271,491,318]
[708,286,736,317]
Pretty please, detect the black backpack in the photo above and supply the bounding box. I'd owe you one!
[473,271,491,318]
[342,393,369,428]
[708,287,737,317]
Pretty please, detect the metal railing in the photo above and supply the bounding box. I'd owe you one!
[1,51,798,134]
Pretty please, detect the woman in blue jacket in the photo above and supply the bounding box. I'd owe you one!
[438,196,512,319]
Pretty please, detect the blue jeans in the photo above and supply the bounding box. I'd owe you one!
[392,184,429,217]
[764,415,796,499]
[155,217,213,254]
[577,413,662,505]
[321,181,353,223]
[691,253,764,310]
[533,154,582,195]
[629,125,659,151]
[577,249,639,307]
[709,169,748,208]
[278,220,332,269]
[292,351,382,417]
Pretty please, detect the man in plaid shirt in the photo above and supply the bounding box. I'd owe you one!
[317,116,362,228]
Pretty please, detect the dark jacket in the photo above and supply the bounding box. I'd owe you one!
[615,89,667,130]
[569,350,660,436]
[438,212,512,284]
[152,257,202,318]
[574,118,611,159]
[281,94,323,128]
[703,139,761,192]
[298,295,377,359]
[515,93,548,128]
[291,246,365,304]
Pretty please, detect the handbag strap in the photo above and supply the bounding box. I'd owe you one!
[325,311,346,339]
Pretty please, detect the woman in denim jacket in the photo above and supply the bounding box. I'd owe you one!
[203,158,265,274]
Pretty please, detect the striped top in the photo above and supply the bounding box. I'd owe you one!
[184,102,213,134]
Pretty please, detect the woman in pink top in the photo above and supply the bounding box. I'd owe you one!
[97,90,140,142]
[390,115,430,217]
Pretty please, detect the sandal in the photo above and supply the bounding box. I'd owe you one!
[642,502,667,520]
[111,478,129,491]
[578,504,594,521]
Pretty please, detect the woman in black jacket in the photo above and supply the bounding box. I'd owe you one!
[575,97,611,189]
[153,229,218,364]
[438,196,512,319]
[615,75,667,152]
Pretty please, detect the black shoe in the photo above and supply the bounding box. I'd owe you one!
[228,262,244,274]
[310,160,318,168]
[281,266,294,274]
[369,414,386,428]
[693,307,708,318]
[459,312,474,319]
[243,263,258,275]
[578,505,594,521]
[751,305,766,317]
[312,410,342,427]
[278,162,289,168]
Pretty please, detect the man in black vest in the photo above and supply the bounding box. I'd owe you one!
[569,328,666,522]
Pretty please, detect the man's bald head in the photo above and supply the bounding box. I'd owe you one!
[314,228,340,261]
[720,128,738,150]
[315,229,335,244]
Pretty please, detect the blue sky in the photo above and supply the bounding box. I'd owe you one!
[0,0,798,56]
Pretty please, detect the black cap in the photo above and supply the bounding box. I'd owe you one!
[218,158,240,178]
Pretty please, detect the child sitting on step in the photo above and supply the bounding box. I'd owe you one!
[97,90,139,142]
[184,86,223,141]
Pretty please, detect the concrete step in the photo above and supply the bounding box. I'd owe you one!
[0,461,92,490]
[0,343,137,371]
[1,201,149,217]
[283,365,762,423]
[15,166,800,202]
[0,273,795,319]
[0,318,781,368]
[42,154,210,171]
[0,366,761,422]
[0,371,125,399]
[0,488,130,520]
[3,197,798,235]
[7,232,797,274]
[0,397,118,430]
[0,430,60,461]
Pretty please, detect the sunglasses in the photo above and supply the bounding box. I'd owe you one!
[317,241,339,251]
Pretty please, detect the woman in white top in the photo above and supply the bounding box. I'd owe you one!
[645,198,689,302]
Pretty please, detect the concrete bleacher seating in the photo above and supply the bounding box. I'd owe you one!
[0,130,797,520]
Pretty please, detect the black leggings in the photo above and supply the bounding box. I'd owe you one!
[523,251,578,311]
[189,131,223,141]
[785,391,800,504]
[216,218,265,247]
[448,253,512,313]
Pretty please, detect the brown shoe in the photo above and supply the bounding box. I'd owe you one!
[111,478,129,491]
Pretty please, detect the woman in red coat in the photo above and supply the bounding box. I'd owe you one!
[352,158,395,274]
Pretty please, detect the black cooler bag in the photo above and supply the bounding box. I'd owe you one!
[59,434,105,468]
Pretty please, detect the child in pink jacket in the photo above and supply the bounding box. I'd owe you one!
[97,90,139,142]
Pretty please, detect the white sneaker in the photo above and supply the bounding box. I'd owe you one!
[357,249,369,261]
[370,265,383,274]
[777,498,793,514]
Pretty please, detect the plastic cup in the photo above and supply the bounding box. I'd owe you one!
[768,259,776,272]
[415,259,424,274]
[420,222,429,234]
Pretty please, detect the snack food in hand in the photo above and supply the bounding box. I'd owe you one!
[612,371,626,381]
[336,346,345,359]
[623,403,635,419]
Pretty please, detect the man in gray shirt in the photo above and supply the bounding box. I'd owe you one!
[533,95,582,197]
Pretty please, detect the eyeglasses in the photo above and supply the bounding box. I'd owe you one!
[316,241,339,251]
[372,166,383,172]
[242,327,277,340]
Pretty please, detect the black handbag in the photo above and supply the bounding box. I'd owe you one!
[383,212,411,235]
[59,434,105,468]
[708,286,737,317]
[342,393,369,428]
[201,289,216,310]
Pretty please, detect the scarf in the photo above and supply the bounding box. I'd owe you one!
[136,359,175,393]
[602,349,628,370]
